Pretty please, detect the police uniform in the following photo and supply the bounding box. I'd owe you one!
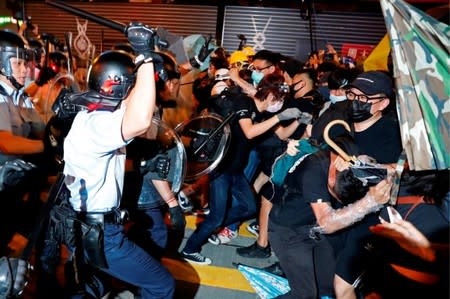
[63,106,175,298]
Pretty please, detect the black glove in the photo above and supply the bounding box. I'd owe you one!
[140,153,170,178]
[0,159,35,191]
[276,107,303,122]
[126,22,162,66]
[190,35,214,69]
[35,66,56,86]
[0,256,32,298]
[169,205,186,231]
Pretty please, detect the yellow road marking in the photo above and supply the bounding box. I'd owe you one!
[162,258,255,294]
[185,215,256,238]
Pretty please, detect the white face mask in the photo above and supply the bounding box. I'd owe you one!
[266,100,283,113]
[329,94,347,104]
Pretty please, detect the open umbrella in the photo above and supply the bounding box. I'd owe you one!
[380,0,450,170]
[237,263,290,299]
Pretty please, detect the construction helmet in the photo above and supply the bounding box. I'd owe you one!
[229,50,248,65]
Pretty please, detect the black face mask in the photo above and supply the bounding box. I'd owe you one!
[350,100,373,122]
[290,81,303,98]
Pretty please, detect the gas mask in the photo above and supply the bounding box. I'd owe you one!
[266,100,283,113]
[329,94,347,104]
[251,71,264,86]
[350,100,373,122]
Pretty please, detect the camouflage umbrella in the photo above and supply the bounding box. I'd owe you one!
[380,0,450,170]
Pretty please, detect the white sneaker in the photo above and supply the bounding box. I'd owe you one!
[208,227,238,245]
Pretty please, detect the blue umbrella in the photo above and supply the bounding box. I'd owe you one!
[237,263,290,299]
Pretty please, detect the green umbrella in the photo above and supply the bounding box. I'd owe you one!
[380,0,450,170]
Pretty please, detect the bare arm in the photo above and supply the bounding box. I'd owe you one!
[121,62,156,141]
[152,179,178,208]
[370,217,449,263]
[274,119,300,140]
[0,131,44,155]
[239,115,280,140]
[229,67,256,96]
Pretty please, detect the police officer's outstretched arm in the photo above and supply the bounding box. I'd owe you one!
[122,22,160,141]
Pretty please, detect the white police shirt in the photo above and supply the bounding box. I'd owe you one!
[63,107,130,212]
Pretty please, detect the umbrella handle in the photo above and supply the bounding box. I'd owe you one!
[323,119,358,164]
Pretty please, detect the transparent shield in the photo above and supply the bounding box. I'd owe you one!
[174,113,231,182]
[140,117,187,194]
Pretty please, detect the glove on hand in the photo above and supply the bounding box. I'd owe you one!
[140,153,170,178]
[296,112,313,124]
[169,205,186,231]
[0,256,31,298]
[276,107,303,122]
[0,159,35,191]
[126,22,163,66]
[190,35,214,68]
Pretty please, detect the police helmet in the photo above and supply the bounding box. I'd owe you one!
[0,30,33,78]
[87,50,136,102]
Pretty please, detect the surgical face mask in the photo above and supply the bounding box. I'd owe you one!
[251,71,264,86]
[266,100,283,113]
[329,94,347,104]
[350,100,373,122]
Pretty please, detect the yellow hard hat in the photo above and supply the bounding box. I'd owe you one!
[242,46,255,57]
[229,50,249,65]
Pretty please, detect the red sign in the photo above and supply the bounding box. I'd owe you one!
[341,43,376,60]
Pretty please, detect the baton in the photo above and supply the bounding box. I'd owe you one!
[45,0,168,48]
[46,0,127,33]
[193,112,235,156]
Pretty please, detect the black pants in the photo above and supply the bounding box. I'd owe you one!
[269,220,335,299]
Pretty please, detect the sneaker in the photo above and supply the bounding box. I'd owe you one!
[246,221,259,237]
[177,191,193,212]
[192,207,210,216]
[236,241,271,258]
[181,251,212,265]
[208,227,238,245]
[262,261,285,277]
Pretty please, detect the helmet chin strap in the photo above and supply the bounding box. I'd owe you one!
[7,76,24,90]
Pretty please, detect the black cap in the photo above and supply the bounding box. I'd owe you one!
[348,71,394,98]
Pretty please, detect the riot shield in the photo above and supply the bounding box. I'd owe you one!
[140,117,187,194]
[174,112,232,182]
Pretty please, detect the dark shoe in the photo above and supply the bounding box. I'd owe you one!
[262,261,285,277]
[181,251,212,265]
[236,241,271,258]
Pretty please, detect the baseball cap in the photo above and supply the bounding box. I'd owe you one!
[348,71,394,98]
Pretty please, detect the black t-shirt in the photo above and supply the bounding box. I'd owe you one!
[311,100,351,145]
[354,113,402,164]
[217,93,264,173]
[283,90,324,139]
[270,150,336,228]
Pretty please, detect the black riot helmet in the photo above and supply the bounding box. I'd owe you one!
[0,30,33,87]
[87,50,136,103]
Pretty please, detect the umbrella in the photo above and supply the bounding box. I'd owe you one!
[380,0,450,170]
[237,263,290,299]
